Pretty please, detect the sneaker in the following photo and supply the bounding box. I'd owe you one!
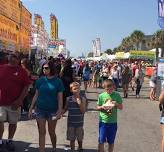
[6,140,15,151]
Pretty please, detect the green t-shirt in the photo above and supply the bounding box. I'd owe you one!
[97,91,123,123]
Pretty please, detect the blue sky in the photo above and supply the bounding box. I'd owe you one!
[22,0,160,57]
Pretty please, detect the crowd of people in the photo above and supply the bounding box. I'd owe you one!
[0,51,160,152]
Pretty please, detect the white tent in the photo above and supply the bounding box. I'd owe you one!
[101,53,109,60]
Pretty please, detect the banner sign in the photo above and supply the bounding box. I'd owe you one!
[50,14,58,39]
[158,0,164,28]
[0,0,20,23]
[48,39,65,48]
[115,52,125,59]
[130,50,155,59]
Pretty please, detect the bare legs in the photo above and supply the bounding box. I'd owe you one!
[37,119,58,152]
[98,143,114,152]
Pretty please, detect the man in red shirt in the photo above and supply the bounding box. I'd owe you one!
[0,52,30,151]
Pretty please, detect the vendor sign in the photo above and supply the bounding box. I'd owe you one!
[48,39,65,48]
[115,52,125,59]
[130,50,155,59]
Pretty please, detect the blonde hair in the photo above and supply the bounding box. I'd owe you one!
[70,82,80,90]
[102,79,114,88]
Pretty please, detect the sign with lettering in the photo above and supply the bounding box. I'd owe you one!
[50,14,58,40]
[48,39,65,48]
[158,0,164,28]
[130,50,155,59]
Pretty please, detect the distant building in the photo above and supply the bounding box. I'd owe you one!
[31,24,49,59]
[92,38,101,57]
[0,1,32,53]
[136,35,153,50]
[95,38,101,56]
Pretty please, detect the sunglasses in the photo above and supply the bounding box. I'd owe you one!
[43,67,49,70]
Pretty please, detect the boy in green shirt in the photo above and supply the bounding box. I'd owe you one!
[97,79,123,152]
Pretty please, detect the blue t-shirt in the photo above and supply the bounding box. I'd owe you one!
[83,67,90,80]
[35,76,64,112]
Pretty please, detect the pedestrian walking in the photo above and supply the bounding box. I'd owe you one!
[0,52,30,152]
[149,68,157,101]
[63,82,86,151]
[28,61,64,152]
[82,63,90,92]
[102,63,109,81]
[135,64,144,98]
[97,79,123,152]
[122,66,132,98]
[21,58,33,113]
[60,59,75,108]
[111,64,119,90]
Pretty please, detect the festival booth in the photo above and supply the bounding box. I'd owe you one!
[129,50,155,60]
[115,52,130,61]
[129,50,156,77]
[86,53,116,61]
[101,53,116,61]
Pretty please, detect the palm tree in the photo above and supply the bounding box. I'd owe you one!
[130,30,145,50]
[113,47,118,53]
[146,30,164,59]
[121,36,132,52]
[154,30,164,57]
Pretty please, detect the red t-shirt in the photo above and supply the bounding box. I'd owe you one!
[0,64,30,106]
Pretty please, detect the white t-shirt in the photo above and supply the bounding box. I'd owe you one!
[111,69,119,79]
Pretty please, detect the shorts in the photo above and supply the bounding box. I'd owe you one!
[67,127,84,141]
[0,106,21,124]
[83,77,89,81]
[35,108,57,120]
[98,122,117,144]
[160,117,164,124]
[149,81,156,88]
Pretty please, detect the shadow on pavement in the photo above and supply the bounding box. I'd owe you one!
[83,149,97,152]
[14,141,64,152]
[86,91,98,94]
